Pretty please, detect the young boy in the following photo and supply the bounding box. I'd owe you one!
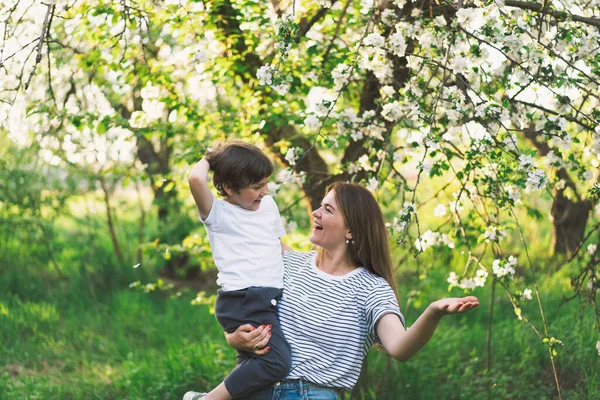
[184,141,291,400]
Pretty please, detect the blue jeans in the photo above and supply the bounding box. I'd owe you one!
[237,379,340,400]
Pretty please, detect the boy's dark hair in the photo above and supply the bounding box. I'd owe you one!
[206,141,273,197]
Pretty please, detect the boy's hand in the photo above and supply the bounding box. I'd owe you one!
[429,296,479,316]
[199,157,210,171]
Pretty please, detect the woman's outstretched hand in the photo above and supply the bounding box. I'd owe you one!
[430,296,480,316]
[224,324,272,355]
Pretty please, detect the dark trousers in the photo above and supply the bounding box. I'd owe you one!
[215,286,292,398]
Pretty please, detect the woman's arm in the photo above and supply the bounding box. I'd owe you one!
[377,296,479,362]
[224,324,272,355]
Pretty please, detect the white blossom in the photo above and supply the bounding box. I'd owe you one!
[434,204,447,218]
[381,9,397,26]
[350,131,364,141]
[507,185,521,202]
[332,64,352,91]
[381,85,396,99]
[257,64,274,85]
[492,256,517,279]
[473,268,488,288]
[503,134,518,151]
[357,154,376,171]
[130,111,150,128]
[364,32,385,48]
[483,226,507,242]
[588,244,598,255]
[381,101,403,121]
[303,114,320,130]
[388,31,407,57]
[596,340,600,356]
[285,147,299,166]
[393,151,404,163]
[523,288,533,301]
[544,151,563,167]
[518,154,534,171]
[434,15,447,27]
[367,177,379,192]
[447,272,459,287]
[526,169,547,191]
[272,83,290,95]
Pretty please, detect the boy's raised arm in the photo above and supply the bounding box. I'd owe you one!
[188,157,214,220]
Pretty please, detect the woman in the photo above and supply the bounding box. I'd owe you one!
[205,182,479,399]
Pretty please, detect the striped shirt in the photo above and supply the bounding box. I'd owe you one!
[279,251,405,390]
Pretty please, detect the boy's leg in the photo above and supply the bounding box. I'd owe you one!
[215,287,292,399]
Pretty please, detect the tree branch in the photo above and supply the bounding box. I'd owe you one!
[504,1,600,28]
[25,1,55,90]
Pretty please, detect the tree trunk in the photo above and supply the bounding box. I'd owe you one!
[523,129,592,255]
[99,176,125,266]
[551,193,592,255]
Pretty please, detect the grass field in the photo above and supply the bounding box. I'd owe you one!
[1,194,599,399]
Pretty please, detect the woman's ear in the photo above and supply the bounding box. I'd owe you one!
[346,231,353,240]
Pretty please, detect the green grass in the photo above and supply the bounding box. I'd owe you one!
[0,289,232,399]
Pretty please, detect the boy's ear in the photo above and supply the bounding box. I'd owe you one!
[223,184,234,197]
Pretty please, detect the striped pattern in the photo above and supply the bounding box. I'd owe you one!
[279,251,405,390]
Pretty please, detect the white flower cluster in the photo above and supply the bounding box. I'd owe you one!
[544,151,563,168]
[388,31,407,58]
[503,134,518,152]
[381,101,403,121]
[588,244,598,256]
[506,185,521,203]
[447,268,488,290]
[483,226,508,242]
[415,230,455,252]
[303,114,320,130]
[385,202,416,233]
[128,83,166,128]
[522,288,533,301]
[269,169,306,195]
[285,147,300,166]
[257,64,290,95]
[526,169,547,191]
[434,203,447,218]
[492,255,517,279]
[367,177,379,192]
[332,63,352,91]
[518,154,534,170]
[364,32,385,48]
[381,9,397,27]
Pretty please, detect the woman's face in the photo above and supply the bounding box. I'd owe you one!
[310,190,350,249]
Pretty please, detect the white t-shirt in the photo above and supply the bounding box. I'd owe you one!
[201,195,286,291]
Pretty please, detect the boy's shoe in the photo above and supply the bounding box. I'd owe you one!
[183,392,207,400]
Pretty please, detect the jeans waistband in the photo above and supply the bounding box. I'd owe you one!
[274,379,331,391]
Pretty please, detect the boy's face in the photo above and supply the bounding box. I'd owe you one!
[225,176,269,211]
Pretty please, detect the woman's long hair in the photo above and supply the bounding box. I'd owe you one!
[317,182,398,298]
